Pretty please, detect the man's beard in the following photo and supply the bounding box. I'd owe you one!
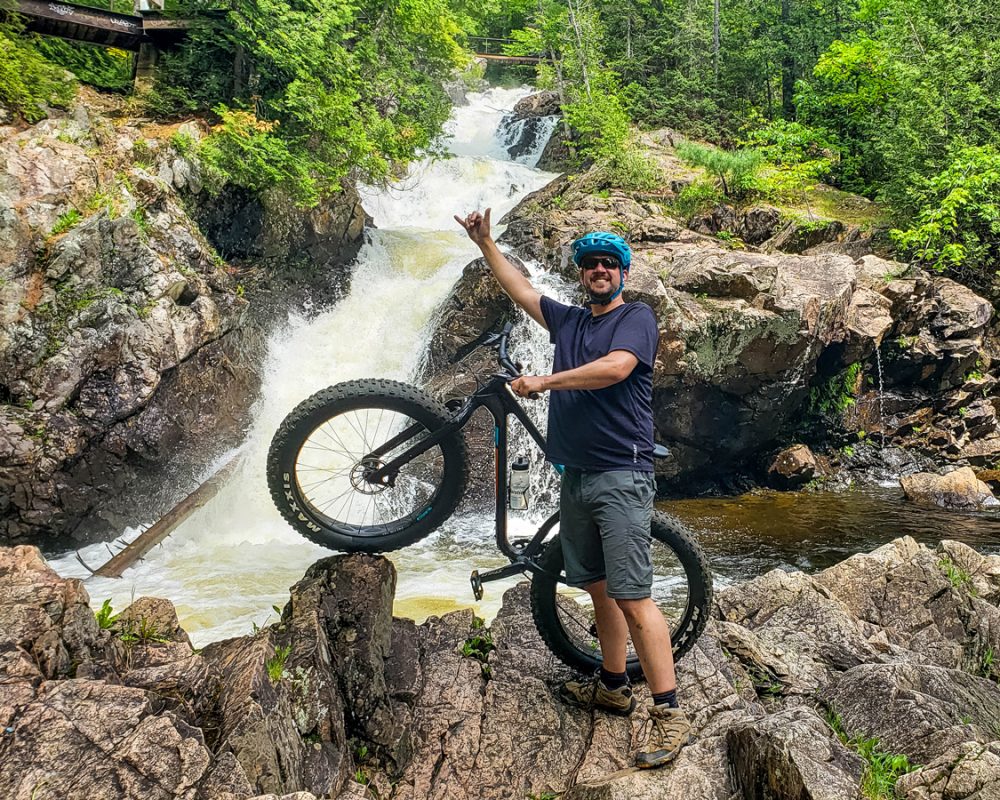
[586,287,615,304]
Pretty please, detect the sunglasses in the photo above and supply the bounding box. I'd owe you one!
[580,255,622,271]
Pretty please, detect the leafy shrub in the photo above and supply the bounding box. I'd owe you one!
[35,39,132,92]
[199,107,319,207]
[672,180,724,222]
[0,22,75,122]
[676,141,762,200]
[892,145,1000,295]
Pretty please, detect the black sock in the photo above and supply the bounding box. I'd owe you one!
[599,667,629,690]
[652,689,678,708]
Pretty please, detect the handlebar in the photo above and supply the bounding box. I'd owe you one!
[495,322,520,378]
[480,321,521,378]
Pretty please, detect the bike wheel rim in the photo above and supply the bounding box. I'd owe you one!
[292,406,447,537]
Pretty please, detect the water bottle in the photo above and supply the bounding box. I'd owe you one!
[508,456,530,510]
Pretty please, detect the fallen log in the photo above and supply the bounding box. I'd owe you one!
[93,453,241,578]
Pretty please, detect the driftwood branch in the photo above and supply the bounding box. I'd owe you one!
[93,454,241,578]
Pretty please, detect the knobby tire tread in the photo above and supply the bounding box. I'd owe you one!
[266,379,466,554]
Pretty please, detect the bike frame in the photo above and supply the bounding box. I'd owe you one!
[363,325,560,597]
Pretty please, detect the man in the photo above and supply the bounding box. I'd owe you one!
[454,207,692,768]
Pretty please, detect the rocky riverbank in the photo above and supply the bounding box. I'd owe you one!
[2,536,999,800]
[427,120,1000,496]
[0,90,367,547]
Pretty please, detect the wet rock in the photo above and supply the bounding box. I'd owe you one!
[0,108,259,545]
[900,467,999,510]
[767,444,818,489]
[727,706,864,800]
[536,126,576,172]
[512,91,561,118]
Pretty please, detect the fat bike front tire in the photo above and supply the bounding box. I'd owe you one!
[529,510,713,680]
[266,379,466,553]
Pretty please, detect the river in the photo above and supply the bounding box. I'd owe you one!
[51,88,1000,647]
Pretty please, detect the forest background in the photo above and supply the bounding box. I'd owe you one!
[2,0,999,297]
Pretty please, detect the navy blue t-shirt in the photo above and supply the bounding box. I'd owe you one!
[540,296,659,472]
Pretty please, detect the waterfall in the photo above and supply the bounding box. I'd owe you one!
[495,114,560,166]
[52,87,563,644]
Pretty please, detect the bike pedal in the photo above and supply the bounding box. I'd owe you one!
[470,570,484,601]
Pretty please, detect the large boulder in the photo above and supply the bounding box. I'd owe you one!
[727,706,865,800]
[900,467,999,510]
[767,444,819,489]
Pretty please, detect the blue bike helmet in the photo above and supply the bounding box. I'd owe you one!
[571,232,632,305]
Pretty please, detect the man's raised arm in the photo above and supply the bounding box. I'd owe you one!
[454,208,546,329]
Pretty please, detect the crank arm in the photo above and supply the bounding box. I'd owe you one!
[469,562,527,600]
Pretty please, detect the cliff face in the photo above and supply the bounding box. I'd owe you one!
[0,92,367,546]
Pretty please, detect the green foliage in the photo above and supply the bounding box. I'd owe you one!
[808,363,862,418]
[170,131,196,156]
[511,0,660,191]
[676,141,762,200]
[979,647,997,680]
[891,146,1000,293]
[937,556,975,593]
[199,108,318,207]
[266,644,292,682]
[460,626,495,677]
[50,209,83,237]
[741,119,837,202]
[0,21,76,122]
[144,0,463,204]
[117,615,169,646]
[672,180,723,222]
[35,39,132,92]
[825,708,918,799]
[95,599,118,630]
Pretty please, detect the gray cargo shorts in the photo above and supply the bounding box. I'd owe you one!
[559,468,655,600]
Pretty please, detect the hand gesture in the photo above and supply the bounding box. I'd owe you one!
[454,208,492,246]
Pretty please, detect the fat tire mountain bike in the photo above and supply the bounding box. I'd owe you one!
[267,323,713,679]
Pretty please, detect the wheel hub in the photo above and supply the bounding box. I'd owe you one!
[351,457,393,494]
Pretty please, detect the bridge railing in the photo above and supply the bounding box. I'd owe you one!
[466,36,515,55]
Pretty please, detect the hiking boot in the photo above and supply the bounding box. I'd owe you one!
[559,673,636,716]
[635,705,692,769]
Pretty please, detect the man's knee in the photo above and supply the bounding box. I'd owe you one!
[614,596,652,619]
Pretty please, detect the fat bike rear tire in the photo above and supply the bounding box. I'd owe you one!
[266,379,466,553]
[529,510,712,680]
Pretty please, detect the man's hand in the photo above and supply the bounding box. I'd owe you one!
[511,375,547,398]
[454,208,492,247]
